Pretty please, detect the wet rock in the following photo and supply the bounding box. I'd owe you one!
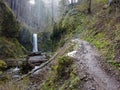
[90,87,96,90]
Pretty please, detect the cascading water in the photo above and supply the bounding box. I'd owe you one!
[33,33,38,52]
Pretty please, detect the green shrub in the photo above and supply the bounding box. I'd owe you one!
[0,37,26,59]
[56,56,73,79]
[38,32,52,52]
[0,60,7,70]
[50,8,86,51]
[50,22,66,51]
[41,56,81,90]
[62,9,85,34]
[18,26,32,51]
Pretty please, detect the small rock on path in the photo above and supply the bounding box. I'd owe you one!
[68,39,120,90]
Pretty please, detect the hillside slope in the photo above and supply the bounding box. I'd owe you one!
[51,0,120,76]
[0,0,120,89]
[48,0,120,89]
[0,0,26,63]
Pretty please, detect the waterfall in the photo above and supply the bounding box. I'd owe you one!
[33,33,38,52]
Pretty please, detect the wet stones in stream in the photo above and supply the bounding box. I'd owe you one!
[20,52,49,74]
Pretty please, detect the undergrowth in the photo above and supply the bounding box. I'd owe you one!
[51,0,120,71]
[81,7,120,70]
[40,56,81,90]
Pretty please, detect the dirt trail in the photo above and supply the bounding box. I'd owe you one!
[68,39,120,90]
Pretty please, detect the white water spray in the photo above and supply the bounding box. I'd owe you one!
[33,33,38,52]
[13,67,20,72]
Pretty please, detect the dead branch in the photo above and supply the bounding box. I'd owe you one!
[17,52,58,81]
[17,40,72,81]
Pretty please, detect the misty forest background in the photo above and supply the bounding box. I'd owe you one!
[0,0,120,90]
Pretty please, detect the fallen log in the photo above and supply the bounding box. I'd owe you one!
[28,52,42,57]
[17,52,58,81]
[17,40,72,81]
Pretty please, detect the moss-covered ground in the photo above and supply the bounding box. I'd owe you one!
[51,0,120,71]
[40,56,81,90]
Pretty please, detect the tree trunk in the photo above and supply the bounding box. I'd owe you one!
[88,0,92,14]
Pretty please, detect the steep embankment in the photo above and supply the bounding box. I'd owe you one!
[40,38,120,90]
[51,0,120,81]
[0,0,26,71]
[81,3,120,80]
[40,40,81,90]
[49,0,120,89]
[0,0,26,58]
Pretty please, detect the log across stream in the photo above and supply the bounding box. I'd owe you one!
[3,52,49,80]
[5,52,49,67]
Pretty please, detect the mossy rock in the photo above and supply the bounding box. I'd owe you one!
[0,37,26,59]
[0,60,7,69]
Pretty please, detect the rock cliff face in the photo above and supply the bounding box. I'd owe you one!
[0,0,26,59]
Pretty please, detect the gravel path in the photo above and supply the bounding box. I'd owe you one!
[68,39,120,90]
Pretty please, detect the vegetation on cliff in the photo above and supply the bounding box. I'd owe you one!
[51,0,120,73]
[0,0,20,38]
[0,0,26,70]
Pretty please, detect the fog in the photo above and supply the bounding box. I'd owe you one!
[6,0,80,32]
[6,0,61,32]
